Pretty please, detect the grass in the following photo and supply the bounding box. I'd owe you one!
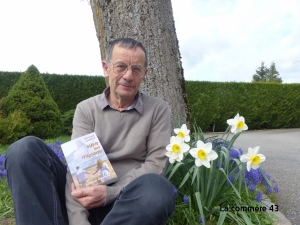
[0,145,8,155]
[0,135,70,222]
[44,135,71,144]
[0,136,71,155]
[0,179,14,219]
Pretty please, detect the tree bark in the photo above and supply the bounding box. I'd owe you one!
[90,0,192,127]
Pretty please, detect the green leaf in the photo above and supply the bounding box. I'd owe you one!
[195,192,205,224]
[221,125,231,140]
[260,168,273,187]
[206,160,217,196]
[219,168,241,199]
[179,166,194,188]
[167,161,184,179]
[227,131,242,150]
[232,158,245,193]
[239,211,253,225]
[191,165,198,186]
[193,123,205,142]
[217,211,227,225]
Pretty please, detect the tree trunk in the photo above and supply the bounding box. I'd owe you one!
[90,0,192,127]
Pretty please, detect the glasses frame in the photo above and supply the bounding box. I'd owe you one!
[108,61,147,78]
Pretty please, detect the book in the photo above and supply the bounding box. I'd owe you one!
[61,132,118,188]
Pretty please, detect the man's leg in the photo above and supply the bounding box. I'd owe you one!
[101,173,175,225]
[4,136,68,225]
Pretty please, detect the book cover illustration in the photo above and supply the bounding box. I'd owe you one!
[61,132,118,188]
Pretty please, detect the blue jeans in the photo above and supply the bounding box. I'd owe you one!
[5,136,175,225]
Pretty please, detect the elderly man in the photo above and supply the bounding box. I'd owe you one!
[5,38,175,225]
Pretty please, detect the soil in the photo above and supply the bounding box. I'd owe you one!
[0,218,15,225]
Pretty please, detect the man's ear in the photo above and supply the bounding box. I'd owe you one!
[140,69,148,82]
[102,61,109,78]
[143,68,149,79]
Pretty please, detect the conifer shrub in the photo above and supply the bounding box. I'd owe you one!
[0,110,32,145]
[0,65,62,139]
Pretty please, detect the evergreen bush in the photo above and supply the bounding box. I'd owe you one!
[0,110,32,145]
[0,65,62,139]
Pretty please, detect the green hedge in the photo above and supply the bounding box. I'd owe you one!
[186,81,300,131]
[42,73,106,113]
[1,71,300,131]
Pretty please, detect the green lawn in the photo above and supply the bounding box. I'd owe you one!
[44,135,71,145]
[0,145,8,155]
[0,136,71,155]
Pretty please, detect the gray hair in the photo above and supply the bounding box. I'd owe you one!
[105,38,148,67]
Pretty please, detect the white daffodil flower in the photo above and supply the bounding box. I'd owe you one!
[189,140,218,168]
[240,146,266,172]
[174,124,190,142]
[227,113,248,134]
[165,136,190,163]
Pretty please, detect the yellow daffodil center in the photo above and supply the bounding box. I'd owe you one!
[236,121,244,129]
[250,155,260,165]
[172,144,180,153]
[197,149,206,160]
[177,131,185,138]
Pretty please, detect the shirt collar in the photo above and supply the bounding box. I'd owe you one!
[100,87,144,114]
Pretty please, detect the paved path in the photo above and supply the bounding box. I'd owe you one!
[206,129,300,225]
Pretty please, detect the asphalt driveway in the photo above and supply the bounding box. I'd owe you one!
[205,128,300,225]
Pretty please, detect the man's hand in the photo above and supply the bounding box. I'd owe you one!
[71,183,106,209]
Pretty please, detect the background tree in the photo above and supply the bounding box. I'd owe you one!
[89,0,192,126]
[252,61,269,82]
[268,61,282,83]
[0,65,62,139]
[252,61,283,83]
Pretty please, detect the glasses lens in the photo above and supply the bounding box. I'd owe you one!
[113,62,145,78]
[132,66,144,77]
[113,62,128,74]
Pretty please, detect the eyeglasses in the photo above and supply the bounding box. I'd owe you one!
[109,61,146,78]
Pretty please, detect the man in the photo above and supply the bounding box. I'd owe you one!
[5,38,175,225]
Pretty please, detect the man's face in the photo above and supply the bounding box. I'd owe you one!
[102,44,147,103]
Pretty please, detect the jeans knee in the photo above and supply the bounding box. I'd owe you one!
[137,174,175,212]
[142,174,172,192]
[5,136,46,169]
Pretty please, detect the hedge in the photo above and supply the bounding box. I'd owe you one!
[186,81,300,131]
[1,71,300,131]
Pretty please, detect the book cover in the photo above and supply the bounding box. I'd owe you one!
[61,132,118,188]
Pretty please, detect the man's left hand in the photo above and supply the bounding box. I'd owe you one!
[71,183,106,209]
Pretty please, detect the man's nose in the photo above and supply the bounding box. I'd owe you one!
[122,67,134,80]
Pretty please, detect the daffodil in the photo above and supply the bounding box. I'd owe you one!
[165,136,190,163]
[189,140,218,168]
[227,113,248,134]
[240,146,266,172]
[174,124,190,142]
